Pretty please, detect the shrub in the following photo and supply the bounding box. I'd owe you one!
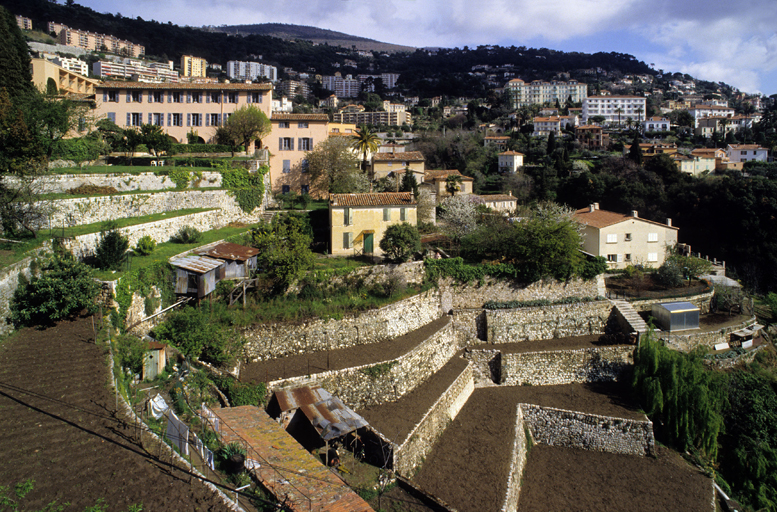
[170,226,202,244]
[133,236,156,256]
[655,259,684,288]
[379,222,421,262]
[152,305,243,366]
[66,184,118,196]
[115,334,146,375]
[578,256,608,280]
[215,376,267,407]
[95,221,129,270]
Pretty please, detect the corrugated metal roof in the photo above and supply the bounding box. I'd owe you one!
[170,255,225,274]
[657,301,699,313]
[198,242,258,261]
[274,386,368,441]
[329,192,416,207]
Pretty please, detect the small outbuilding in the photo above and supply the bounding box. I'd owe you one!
[143,341,167,381]
[170,255,225,299]
[197,242,259,279]
[652,301,700,332]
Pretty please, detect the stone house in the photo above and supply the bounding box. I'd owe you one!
[574,203,678,269]
[422,170,474,200]
[478,192,517,213]
[371,151,425,181]
[329,193,417,257]
[269,113,329,198]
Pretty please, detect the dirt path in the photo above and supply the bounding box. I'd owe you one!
[241,316,451,383]
[472,334,631,354]
[0,316,232,511]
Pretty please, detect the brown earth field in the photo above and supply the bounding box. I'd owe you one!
[0,316,233,511]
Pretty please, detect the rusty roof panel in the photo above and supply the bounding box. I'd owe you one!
[198,242,259,261]
[274,386,367,440]
[170,255,225,274]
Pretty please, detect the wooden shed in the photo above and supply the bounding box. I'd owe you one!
[197,242,259,280]
[142,342,167,381]
[170,255,225,298]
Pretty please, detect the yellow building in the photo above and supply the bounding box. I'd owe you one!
[422,170,474,199]
[30,58,100,97]
[181,55,208,78]
[269,113,329,198]
[574,204,678,269]
[94,82,272,143]
[478,193,517,213]
[329,193,417,256]
[371,151,425,181]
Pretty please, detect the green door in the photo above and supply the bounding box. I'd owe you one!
[364,233,374,254]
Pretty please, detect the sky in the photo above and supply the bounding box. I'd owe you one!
[75,0,777,95]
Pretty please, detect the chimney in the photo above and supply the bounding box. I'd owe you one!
[589,204,595,213]
[631,210,638,217]
[508,190,513,197]
[594,202,599,210]
[666,218,672,227]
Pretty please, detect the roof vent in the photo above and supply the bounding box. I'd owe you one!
[632,210,639,217]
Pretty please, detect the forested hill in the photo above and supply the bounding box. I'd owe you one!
[213,23,415,54]
[5,0,655,96]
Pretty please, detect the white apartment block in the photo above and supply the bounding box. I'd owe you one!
[50,57,88,76]
[357,73,401,89]
[93,60,179,83]
[322,75,362,98]
[726,144,768,164]
[505,78,587,108]
[688,105,735,128]
[48,22,145,57]
[582,96,647,125]
[226,60,278,82]
[643,116,671,132]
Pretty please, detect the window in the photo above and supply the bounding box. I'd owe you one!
[172,92,183,103]
[344,207,353,226]
[625,254,632,261]
[298,122,309,128]
[191,92,202,103]
[107,91,119,102]
[647,232,658,242]
[343,232,353,249]
[227,92,238,103]
[172,113,183,127]
[300,159,309,173]
[278,121,290,128]
[279,137,294,151]
[400,208,407,221]
[210,92,221,103]
[607,254,617,262]
[131,91,142,103]
[251,92,262,103]
[624,233,632,241]
[191,113,202,127]
[606,233,617,243]
[301,185,309,194]
[282,160,291,173]
[741,150,747,155]
[648,252,659,262]
[130,113,142,126]
[107,112,116,123]
[152,113,163,126]
[298,138,313,151]
[383,208,390,221]
[210,114,220,126]
[152,91,163,103]
[282,185,290,194]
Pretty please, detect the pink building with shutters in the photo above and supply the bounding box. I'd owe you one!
[94,82,272,144]
[269,113,330,198]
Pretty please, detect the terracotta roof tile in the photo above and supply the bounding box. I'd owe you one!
[372,151,425,162]
[499,151,525,156]
[479,194,517,202]
[423,169,473,182]
[574,207,678,230]
[272,113,329,121]
[330,192,416,207]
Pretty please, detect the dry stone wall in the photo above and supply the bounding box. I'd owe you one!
[521,404,655,457]
[630,290,714,314]
[0,256,38,336]
[440,276,603,310]
[6,171,223,194]
[242,290,442,362]
[501,405,528,512]
[265,318,460,409]
[659,317,757,352]
[486,301,613,343]
[500,346,634,386]
[393,362,474,475]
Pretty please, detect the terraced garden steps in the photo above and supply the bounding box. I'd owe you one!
[611,298,650,334]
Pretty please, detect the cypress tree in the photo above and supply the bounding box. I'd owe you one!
[0,6,35,105]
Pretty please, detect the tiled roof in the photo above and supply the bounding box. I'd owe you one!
[424,169,473,182]
[330,192,416,207]
[728,144,764,150]
[574,207,678,230]
[499,151,525,156]
[272,113,329,121]
[372,151,425,162]
[691,148,722,156]
[485,136,510,140]
[96,81,272,91]
[479,194,517,202]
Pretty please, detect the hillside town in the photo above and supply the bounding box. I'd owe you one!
[3,4,777,512]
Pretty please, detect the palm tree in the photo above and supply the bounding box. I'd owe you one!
[351,125,380,177]
[445,174,463,196]
[615,107,624,128]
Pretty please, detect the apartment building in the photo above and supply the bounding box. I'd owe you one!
[31,58,99,96]
[672,154,716,177]
[269,113,329,198]
[181,55,207,78]
[93,59,179,83]
[94,82,272,144]
[726,144,768,164]
[643,116,671,132]
[575,125,608,150]
[50,57,88,76]
[322,74,361,98]
[582,96,647,125]
[15,15,32,31]
[226,61,278,82]
[48,22,144,57]
[331,110,411,127]
[278,80,311,100]
[688,105,735,128]
[505,78,588,108]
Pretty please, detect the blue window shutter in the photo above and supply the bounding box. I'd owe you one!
[148,113,152,124]
[126,93,131,102]
[257,93,262,103]
[247,94,251,104]
[138,93,142,103]
[108,112,115,123]
[167,113,171,126]
[290,138,294,151]
[167,92,171,103]
[279,138,283,151]
[206,94,210,103]
[187,113,191,127]
[205,114,209,127]
[126,113,131,126]
[148,92,152,102]
[187,92,191,103]
[103,92,107,102]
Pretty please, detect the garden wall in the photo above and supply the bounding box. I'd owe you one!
[393,362,474,476]
[520,404,655,457]
[485,301,613,344]
[39,189,263,230]
[265,318,460,409]
[629,290,714,314]
[659,317,758,353]
[6,171,223,194]
[501,405,528,512]
[0,255,38,336]
[500,346,634,386]
[242,290,443,362]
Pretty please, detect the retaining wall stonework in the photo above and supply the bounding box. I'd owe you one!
[242,290,443,362]
[393,362,474,476]
[500,346,634,386]
[6,171,223,194]
[520,404,655,457]
[629,290,714,314]
[659,317,758,352]
[0,256,37,336]
[265,318,460,409]
[501,405,528,512]
[486,301,613,343]
[440,276,603,310]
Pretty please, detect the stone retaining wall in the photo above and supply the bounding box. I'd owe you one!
[486,301,613,344]
[659,317,757,352]
[451,309,486,341]
[266,318,460,409]
[500,346,634,386]
[6,171,223,194]
[629,290,714,314]
[40,189,262,230]
[0,256,39,336]
[393,362,474,475]
[521,404,655,457]
[501,405,528,512]
[242,290,443,362]
[440,276,603,310]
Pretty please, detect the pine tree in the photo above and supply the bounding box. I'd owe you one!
[0,7,35,105]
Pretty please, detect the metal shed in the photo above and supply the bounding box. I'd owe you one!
[197,242,259,280]
[170,255,225,298]
[652,301,700,332]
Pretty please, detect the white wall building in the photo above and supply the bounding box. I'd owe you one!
[498,151,524,173]
[505,79,588,108]
[643,116,670,132]
[226,60,278,82]
[582,96,647,126]
[688,105,735,128]
[726,144,768,164]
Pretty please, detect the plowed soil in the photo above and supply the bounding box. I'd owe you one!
[0,316,232,511]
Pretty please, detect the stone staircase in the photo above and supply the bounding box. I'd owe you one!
[610,299,649,337]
